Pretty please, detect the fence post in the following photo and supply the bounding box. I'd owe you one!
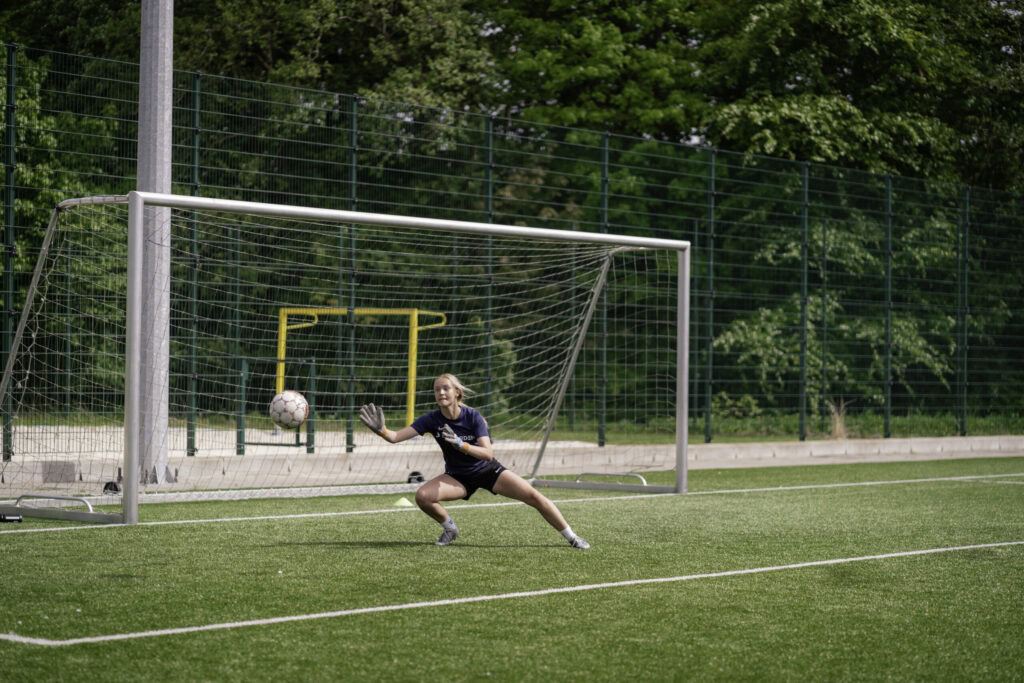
[236,358,247,455]
[3,44,17,462]
[598,131,609,447]
[187,71,201,457]
[884,175,893,438]
[820,220,828,433]
[232,224,242,443]
[306,360,316,453]
[957,185,970,436]
[65,249,71,419]
[485,115,494,425]
[704,149,715,443]
[690,217,699,441]
[345,96,358,453]
[799,164,809,440]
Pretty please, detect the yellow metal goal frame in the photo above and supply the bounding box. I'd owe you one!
[276,307,447,426]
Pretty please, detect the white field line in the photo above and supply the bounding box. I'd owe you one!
[2,471,1023,535]
[2,540,1022,648]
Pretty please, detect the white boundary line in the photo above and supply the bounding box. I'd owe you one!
[3,471,1023,535]
[2,540,1021,647]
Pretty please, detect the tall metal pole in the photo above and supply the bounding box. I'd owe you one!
[137,0,175,484]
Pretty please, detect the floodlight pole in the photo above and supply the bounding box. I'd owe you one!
[137,0,175,488]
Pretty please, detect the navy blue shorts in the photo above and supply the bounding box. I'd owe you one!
[448,460,507,499]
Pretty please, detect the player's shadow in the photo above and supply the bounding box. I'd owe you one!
[266,540,421,549]
[268,540,554,550]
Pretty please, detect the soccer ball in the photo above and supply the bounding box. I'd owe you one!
[269,390,309,429]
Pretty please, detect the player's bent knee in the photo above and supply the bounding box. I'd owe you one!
[414,486,436,507]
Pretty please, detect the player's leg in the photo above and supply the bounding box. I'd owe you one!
[493,470,590,548]
[415,474,467,545]
[492,470,567,528]
[415,473,467,522]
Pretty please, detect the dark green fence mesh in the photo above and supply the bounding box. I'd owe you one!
[3,44,1022,443]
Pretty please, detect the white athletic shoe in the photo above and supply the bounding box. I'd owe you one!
[435,526,459,546]
[570,536,590,550]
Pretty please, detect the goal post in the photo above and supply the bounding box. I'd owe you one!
[0,191,690,524]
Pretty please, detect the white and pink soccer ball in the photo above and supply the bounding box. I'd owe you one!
[269,390,309,429]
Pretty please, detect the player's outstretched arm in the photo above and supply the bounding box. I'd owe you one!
[442,425,494,461]
[358,403,417,444]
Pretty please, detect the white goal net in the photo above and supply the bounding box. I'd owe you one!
[1,193,689,523]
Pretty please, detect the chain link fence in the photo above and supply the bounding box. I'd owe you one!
[3,44,1022,444]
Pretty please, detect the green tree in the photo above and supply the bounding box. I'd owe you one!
[483,0,1024,192]
[695,0,1024,189]
[2,0,497,111]
[1,50,127,261]
[480,0,703,137]
[7,0,1023,191]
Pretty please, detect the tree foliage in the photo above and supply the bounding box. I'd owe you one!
[4,1,1022,190]
[478,0,702,137]
[482,0,1024,191]
[2,0,497,111]
[693,0,1024,188]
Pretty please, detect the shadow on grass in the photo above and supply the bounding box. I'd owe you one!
[266,540,560,550]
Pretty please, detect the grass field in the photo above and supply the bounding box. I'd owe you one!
[3,457,1023,681]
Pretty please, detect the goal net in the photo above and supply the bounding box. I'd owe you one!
[0,192,690,523]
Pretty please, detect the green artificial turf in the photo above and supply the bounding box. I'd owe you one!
[2,457,1023,681]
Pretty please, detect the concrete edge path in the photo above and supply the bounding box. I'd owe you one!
[688,434,1024,469]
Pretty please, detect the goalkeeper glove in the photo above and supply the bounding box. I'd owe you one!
[359,403,387,437]
[442,424,469,452]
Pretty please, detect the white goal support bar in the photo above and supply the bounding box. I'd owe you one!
[3,191,690,524]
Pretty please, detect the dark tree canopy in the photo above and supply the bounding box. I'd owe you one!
[3,0,1023,189]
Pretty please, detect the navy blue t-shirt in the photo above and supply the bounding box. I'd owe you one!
[411,405,491,476]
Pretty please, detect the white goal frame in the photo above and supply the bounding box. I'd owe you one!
[1,191,690,524]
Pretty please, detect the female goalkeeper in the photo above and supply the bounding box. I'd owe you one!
[359,373,590,549]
